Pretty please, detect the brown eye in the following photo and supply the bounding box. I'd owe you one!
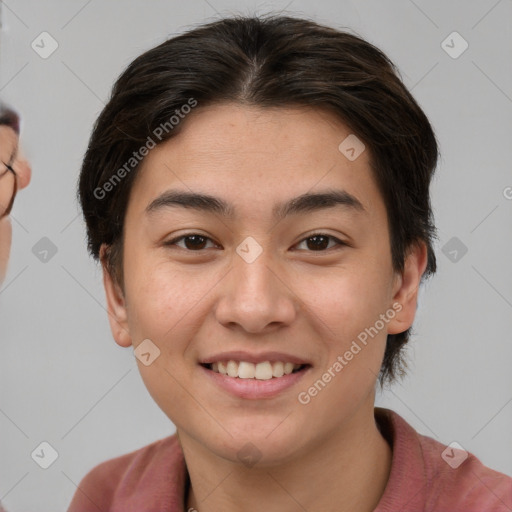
[295,234,345,252]
[164,233,345,253]
[165,234,216,251]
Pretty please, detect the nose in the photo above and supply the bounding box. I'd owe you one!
[214,245,297,334]
[15,153,31,190]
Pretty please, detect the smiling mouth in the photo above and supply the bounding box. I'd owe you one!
[201,360,309,380]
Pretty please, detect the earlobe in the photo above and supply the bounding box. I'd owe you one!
[100,244,132,348]
[387,242,428,335]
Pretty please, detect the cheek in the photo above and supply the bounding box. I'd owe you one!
[303,264,392,336]
[124,260,214,349]
[301,267,393,395]
[299,271,391,407]
[125,264,204,421]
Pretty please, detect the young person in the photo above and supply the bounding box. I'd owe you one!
[0,104,31,285]
[68,15,512,511]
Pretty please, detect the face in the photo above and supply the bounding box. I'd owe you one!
[0,125,31,285]
[104,104,426,465]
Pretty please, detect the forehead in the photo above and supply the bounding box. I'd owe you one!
[130,103,382,217]
[150,103,360,168]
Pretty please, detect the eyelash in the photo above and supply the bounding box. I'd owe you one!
[164,233,347,253]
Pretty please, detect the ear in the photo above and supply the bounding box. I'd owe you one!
[100,244,132,348]
[387,241,428,335]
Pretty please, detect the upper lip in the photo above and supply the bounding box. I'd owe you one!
[199,351,311,366]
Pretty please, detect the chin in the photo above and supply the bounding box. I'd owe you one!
[208,437,299,469]
[210,416,312,467]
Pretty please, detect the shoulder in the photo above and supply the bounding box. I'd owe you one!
[419,430,512,510]
[375,408,512,512]
[67,434,184,511]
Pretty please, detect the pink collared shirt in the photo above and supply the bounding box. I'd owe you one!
[67,408,512,511]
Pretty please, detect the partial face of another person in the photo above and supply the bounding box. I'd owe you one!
[0,124,31,285]
[103,104,426,465]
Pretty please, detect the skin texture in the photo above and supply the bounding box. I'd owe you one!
[0,125,31,285]
[102,104,427,512]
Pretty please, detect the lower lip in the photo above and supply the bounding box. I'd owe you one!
[200,364,310,399]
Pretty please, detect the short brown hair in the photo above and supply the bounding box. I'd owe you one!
[78,14,439,385]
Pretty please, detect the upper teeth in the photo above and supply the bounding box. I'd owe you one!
[210,360,302,380]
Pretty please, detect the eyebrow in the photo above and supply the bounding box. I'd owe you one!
[145,188,365,220]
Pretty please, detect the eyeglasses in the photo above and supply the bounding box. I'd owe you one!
[0,161,17,219]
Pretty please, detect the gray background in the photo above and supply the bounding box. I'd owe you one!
[0,0,511,510]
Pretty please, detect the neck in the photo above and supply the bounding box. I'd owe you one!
[180,403,392,512]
